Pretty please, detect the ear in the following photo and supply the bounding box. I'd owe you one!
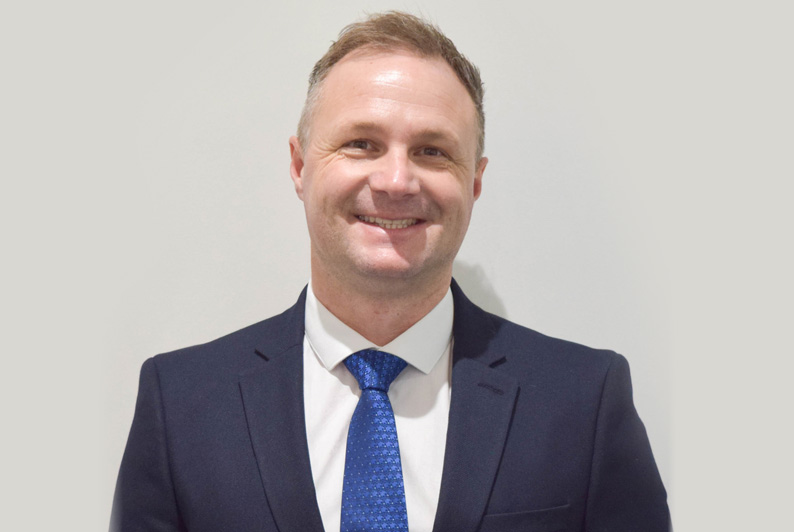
[289,136,306,200]
[472,156,488,200]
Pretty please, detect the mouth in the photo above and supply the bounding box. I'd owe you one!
[357,215,420,230]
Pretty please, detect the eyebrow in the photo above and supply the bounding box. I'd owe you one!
[342,121,462,145]
[344,121,385,136]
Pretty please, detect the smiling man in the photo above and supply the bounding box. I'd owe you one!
[289,48,485,347]
[112,12,669,532]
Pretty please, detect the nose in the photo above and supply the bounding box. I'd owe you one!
[368,150,420,198]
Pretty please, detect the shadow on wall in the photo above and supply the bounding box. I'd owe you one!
[452,261,506,318]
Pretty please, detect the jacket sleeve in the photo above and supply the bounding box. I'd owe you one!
[585,354,670,531]
[111,358,187,532]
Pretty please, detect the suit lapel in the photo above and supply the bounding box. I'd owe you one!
[432,281,520,532]
[239,289,325,532]
[237,282,517,532]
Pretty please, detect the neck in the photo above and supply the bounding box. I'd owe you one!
[311,267,451,347]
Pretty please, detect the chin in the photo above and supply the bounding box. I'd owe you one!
[353,255,450,284]
[357,263,420,280]
[349,255,420,279]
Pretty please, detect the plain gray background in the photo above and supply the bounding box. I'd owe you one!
[2,1,792,530]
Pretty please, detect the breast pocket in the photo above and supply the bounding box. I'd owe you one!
[478,503,571,532]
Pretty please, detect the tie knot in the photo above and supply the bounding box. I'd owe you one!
[344,349,407,392]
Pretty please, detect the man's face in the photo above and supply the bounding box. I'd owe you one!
[290,49,487,288]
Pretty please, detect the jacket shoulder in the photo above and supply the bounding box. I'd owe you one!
[452,281,622,367]
[148,288,307,379]
[451,280,622,379]
[494,312,620,363]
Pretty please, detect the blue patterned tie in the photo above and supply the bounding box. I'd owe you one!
[341,349,409,532]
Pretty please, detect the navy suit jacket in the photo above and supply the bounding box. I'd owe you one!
[112,281,669,531]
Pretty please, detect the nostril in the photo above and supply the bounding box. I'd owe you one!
[368,171,419,197]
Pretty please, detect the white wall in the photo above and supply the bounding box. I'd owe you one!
[2,1,792,530]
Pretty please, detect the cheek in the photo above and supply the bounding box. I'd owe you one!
[433,181,475,215]
[302,175,352,224]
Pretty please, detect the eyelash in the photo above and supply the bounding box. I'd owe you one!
[346,139,371,150]
[343,140,447,159]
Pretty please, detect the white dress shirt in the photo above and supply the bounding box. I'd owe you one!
[303,283,453,532]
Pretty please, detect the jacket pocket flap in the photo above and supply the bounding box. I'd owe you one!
[479,503,570,532]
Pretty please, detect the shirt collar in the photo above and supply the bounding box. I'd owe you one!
[304,282,453,375]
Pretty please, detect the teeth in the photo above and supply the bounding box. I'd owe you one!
[358,215,418,229]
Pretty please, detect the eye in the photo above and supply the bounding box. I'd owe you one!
[419,146,445,157]
[344,139,371,150]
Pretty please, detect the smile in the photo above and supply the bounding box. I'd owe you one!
[357,215,419,229]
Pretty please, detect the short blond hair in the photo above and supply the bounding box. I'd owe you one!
[297,11,485,160]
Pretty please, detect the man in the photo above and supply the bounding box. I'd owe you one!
[112,11,669,532]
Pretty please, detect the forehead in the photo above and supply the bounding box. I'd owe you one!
[312,49,478,145]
